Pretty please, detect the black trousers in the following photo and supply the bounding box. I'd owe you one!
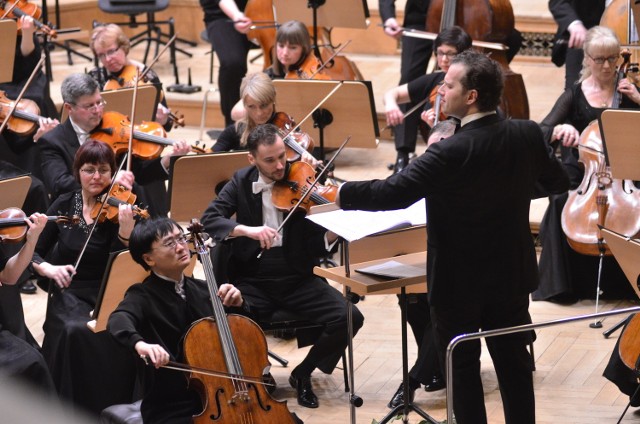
[236,274,364,375]
[400,293,442,383]
[394,24,432,154]
[431,294,535,424]
[206,19,254,127]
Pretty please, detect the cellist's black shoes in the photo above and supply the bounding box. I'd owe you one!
[423,375,446,392]
[393,152,409,174]
[289,373,319,408]
[20,279,37,294]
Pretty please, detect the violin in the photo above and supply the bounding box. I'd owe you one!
[272,161,337,213]
[90,184,150,224]
[183,220,296,423]
[0,0,57,38]
[271,111,315,162]
[285,53,331,80]
[429,83,446,125]
[561,52,640,256]
[102,64,185,128]
[0,89,45,135]
[90,111,187,160]
[0,207,78,244]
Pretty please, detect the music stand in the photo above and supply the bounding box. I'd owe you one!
[0,20,17,84]
[272,79,379,160]
[599,109,640,179]
[0,175,31,210]
[168,152,249,224]
[59,85,159,124]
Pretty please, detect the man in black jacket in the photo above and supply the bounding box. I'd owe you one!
[201,124,364,409]
[338,51,570,424]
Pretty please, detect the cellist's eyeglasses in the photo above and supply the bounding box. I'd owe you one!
[71,99,107,113]
[158,235,189,250]
[587,54,619,65]
[80,167,111,176]
[96,47,121,61]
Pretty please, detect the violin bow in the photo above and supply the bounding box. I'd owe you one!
[138,33,177,82]
[126,67,141,172]
[257,135,351,259]
[308,39,352,80]
[380,96,430,133]
[0,55,45,135]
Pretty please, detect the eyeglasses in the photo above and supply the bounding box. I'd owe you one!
[436,50,457,59]
[80,167,111,176]
[96,47,121,61]
[158,234,189,250]
[587,54,619,65]
[72,99,107,113]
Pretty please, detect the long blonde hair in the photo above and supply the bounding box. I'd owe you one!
[579,26,620,83]
[237,72,277,147]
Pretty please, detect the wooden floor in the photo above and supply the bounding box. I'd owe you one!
[18,38,640,423]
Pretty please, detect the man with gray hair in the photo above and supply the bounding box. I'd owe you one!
[38,73,190,215]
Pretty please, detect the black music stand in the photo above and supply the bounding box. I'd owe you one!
[272,79,378,161]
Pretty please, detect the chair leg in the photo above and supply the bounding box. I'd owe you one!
[617,383,640,423]
[268,350,289,367]
[529,340,536,371]
[342,352,349,392]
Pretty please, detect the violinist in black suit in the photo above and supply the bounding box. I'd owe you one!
[549,0,606,89]
[201,124,364,409]
[337,51,570,424]
[37,73,190,216]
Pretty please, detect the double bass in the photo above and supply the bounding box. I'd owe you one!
[426,0,529,119]
[183,220,296,423]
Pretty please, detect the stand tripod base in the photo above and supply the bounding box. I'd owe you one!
[378,402,440,424]
[590,321,603,329]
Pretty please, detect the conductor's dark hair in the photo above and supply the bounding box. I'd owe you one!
[130,217,182,270]
[435,25,472,53]
[451,50,504,112]
[246,123,280,155]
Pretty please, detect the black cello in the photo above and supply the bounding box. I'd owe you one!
[182,220,296,423]
[426,0,530,119]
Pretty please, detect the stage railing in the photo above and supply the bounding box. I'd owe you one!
[445,306,640,422]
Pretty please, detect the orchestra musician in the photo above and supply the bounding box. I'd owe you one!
[379,0,433,174]
[200,0,253,127]
[88,23,174,131]
[106,217,301,423]
[336,51,570,424]
[549,0,607,90]
[0,212,55,394]
[215,72,319,167]
[264,20,321,80]
[533,26,640,303]
[30,141,139,414]
[387,119,456,409]
[37,73,190,216]
[384,25,472,150]
[201,124,364,409]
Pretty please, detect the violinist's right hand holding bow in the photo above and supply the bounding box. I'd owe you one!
[552,123,580,147]
[383,18,402,39]
[32,262,76,289]
[232,224,280,250]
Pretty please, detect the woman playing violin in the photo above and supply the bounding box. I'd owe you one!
[533,26,640,303]
[30,140,139,414]
[89,24,174,131]
[216,72,319,167]
[383,26,471,173]
[265,20,328,80]
[0,211,55,394]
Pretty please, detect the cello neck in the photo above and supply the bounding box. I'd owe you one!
[440,0,456,30]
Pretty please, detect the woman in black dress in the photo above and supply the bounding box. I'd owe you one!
[31,140,139,415]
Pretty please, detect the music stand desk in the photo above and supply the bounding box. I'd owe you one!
[0,175,31,210]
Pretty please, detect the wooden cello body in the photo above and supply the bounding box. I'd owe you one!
[426,0,529,119]
[561,121,640,255]
[183,221,296,423]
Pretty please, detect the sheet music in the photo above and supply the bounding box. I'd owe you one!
[355,260,425,280]
[306,199,426,242]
